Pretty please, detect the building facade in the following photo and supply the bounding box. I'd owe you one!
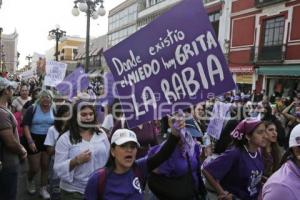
[58,36,85,62]
[74,34,107,73]
[229,0,300,95]
[107,0,138,47]
[1,30,18,73]
[137,0,181,29]
[44,36,85,74]
[109,0,232,50]
[45,35,85,62]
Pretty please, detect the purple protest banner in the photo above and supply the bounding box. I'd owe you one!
[56,66,89,99]
[104,0,236,128]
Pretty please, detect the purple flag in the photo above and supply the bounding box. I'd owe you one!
[56,66,89,99]
[104,0,236,128]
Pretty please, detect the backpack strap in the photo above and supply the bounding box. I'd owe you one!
[97,168,107,200]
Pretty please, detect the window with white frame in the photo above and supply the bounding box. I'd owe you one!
[263,16,285,47]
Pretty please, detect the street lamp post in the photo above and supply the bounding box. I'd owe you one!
[48,25,66,61]
[72,0,106,73]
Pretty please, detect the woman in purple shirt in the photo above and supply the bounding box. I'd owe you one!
[84,118,184,200]
[202,119,267,200]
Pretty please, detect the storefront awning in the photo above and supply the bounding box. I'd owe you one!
[256,65,300,76]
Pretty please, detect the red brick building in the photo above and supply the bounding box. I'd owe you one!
[229,0,300,96]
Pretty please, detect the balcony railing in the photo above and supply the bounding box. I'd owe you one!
[251,45,285,63]
[255,0,288,8]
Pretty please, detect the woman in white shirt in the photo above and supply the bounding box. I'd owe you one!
[54,100,110,200]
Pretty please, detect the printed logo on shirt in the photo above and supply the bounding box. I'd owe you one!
[247,170,262,196]
[132,177,142,194]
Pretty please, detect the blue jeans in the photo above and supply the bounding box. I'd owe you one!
[0,169,18,200]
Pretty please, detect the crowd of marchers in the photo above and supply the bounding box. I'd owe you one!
[0,74,299,200]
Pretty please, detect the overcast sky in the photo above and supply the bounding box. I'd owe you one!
[0,0,125,68]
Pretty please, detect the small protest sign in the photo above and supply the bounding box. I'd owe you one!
[43,61,67,87]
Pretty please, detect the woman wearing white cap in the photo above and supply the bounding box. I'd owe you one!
[262,124,300,200]
[84,117,184,200]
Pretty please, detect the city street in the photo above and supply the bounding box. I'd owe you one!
[1,0,300,200]
[17,162,42,200]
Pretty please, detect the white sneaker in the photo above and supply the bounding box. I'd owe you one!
[26,179,36,194]
[39,186,50,199]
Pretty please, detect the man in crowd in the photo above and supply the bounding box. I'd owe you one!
[0,77,27,200]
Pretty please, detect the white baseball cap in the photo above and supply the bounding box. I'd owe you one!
[289,124,300,148]
[0,77,18,91]
[111,129,140,147]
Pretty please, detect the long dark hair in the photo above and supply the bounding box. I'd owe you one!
[262,121,281,175]
[106,143,116,170]
[69,101,100,144]
[54,104,71,134]
[280,148,298,166]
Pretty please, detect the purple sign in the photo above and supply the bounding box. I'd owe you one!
[104,0,236,128]
[102,72,115,105]
[56,66,89,99]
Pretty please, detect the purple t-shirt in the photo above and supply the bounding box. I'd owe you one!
[148,143,201,187]
[84,157,148,200]
[204,147,264,200]
[262,160,300,200]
